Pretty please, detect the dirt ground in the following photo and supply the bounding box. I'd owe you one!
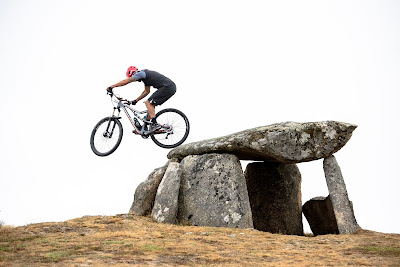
[1,214,399,266]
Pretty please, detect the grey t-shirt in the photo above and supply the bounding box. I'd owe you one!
[132,70,146,80]
[129,69,174,89]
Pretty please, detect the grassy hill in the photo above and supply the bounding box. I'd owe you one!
[1,214,399,266]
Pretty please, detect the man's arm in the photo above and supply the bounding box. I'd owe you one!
[109,78,134,89]
[134,86,151,102]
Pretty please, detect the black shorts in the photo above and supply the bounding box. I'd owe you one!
[148,84,176,106]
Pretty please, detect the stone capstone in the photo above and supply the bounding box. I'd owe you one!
[245,162,303,235]
[323,155,359,234]
[177,154,253,228]
[152,162,182,224]
[168,121,357,163]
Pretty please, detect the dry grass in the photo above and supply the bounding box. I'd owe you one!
[0,214,399,266]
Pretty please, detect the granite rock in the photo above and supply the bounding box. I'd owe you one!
[323,155,359,234]
[129,160,172,215]
[245,162,303,235]
[168,121,357,163]
[177,154,253,228]
[152,162,182,224]
[302,196,339,235]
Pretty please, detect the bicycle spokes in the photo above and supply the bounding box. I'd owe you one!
[150,108,190,148]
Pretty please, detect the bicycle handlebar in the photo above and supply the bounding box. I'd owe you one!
[107,90,147,114]
[107,89,131,104]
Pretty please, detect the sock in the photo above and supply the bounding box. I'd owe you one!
[151,118,157,124]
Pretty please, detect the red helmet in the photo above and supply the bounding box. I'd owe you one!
[126,66,138,77]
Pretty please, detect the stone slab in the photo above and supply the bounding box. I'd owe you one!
[303,196,339,235]
[168,121,356,163]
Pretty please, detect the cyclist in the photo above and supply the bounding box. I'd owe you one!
[107,66,176,132]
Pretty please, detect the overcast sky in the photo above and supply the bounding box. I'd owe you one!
[0,0,399,234]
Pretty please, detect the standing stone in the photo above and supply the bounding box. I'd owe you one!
[129,160,172,215]
[323,155,359,234]
[245,162,303,235]
[178,154,253,228]
[152,162,182,224]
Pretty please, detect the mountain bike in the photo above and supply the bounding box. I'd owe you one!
[90,90,190,156]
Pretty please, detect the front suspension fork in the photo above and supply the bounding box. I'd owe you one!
[105,107,120,137]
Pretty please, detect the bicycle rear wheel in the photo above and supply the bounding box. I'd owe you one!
[151,108,190,148]
[90,117,123,156]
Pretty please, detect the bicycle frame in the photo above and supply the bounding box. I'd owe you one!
[110,95,148,135]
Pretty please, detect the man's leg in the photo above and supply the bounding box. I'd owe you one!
[144,100,160,132]
[145,100,156,120]
[145,86,176,131]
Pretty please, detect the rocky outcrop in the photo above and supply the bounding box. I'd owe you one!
[323,155,359,234]
[130,121,359,236]
[177,154,253,228]
[245,162,303,235]
[168,121,357,163]
[152,162,182,224]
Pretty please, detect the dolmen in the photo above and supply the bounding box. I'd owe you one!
[129,121,360,235]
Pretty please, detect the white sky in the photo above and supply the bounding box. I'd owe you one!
[0,0,399,234]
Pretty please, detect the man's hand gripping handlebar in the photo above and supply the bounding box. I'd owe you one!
[107,87,114,96]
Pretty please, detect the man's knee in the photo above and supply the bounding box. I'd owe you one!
[145,100,153,106]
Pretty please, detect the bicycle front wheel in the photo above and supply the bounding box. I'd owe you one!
[151,108,190,148]
[90,117,123,156]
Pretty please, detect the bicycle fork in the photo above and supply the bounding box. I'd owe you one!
[104,107,120,138]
